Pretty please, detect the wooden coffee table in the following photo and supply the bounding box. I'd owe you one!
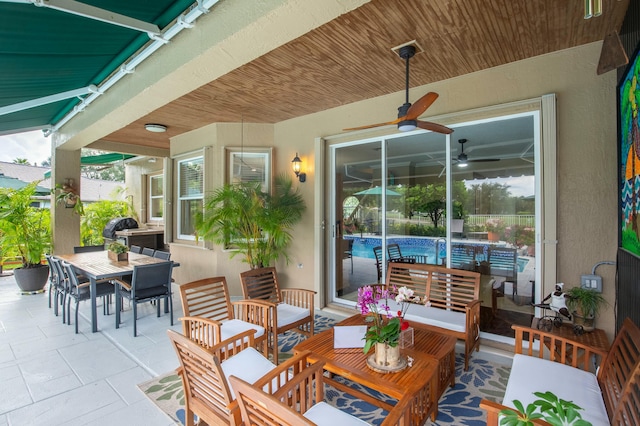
[338,314,457,398]
[294,314,455,424]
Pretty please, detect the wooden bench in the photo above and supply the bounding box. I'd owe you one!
[480,318,640,425]
[380,262,481,371]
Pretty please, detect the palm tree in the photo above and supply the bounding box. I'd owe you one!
[13,158,29,164]
[196,174,305,269]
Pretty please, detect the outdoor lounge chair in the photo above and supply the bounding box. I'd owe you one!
[178,276,270,358]
[240,267,314,363]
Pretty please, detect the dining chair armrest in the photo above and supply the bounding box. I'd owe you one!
[113,278,132,291]
[178,316,223,350]
[280,289,315,309]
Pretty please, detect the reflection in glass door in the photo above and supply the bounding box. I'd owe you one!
[329,111,540,341]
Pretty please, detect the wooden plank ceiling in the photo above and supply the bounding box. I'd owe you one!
[104,0,629,150]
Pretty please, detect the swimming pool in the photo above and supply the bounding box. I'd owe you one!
[347,235,529,272]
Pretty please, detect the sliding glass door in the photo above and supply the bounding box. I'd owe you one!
[328,110,541,341]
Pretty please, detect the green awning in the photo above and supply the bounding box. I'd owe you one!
[0,0,196,135]
[43,153,136,178]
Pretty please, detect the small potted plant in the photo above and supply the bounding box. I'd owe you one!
[566,286,607,332]
[52,179,84,215]
[107,241,129,262]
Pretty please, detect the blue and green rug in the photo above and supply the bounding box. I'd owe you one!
[138,314,511,425]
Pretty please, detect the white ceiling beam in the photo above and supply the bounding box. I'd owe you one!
[0,0,161,34]
[0,85,97,116]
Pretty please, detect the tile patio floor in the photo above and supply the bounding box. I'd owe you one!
[0,272,184,426]
[0,268,512,425]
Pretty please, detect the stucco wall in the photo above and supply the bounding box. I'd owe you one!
[168,42,618,339]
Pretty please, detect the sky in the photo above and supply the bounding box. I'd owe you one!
[0,130,53,166]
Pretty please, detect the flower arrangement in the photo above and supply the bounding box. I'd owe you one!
[356,285,424,354]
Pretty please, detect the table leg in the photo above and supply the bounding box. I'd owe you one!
[90,278,98,332]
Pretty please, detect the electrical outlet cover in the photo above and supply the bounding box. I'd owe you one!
[580,274,603,292]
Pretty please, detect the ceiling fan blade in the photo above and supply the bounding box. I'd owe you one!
[405,92,439,119]
[416,120,453,134]
[469,158,500,163]
[344,118,402,131]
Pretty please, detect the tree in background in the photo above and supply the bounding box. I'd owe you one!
[12,158,29,165]
[80,200,135,246]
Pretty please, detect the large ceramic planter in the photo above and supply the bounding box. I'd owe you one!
[14,265,49,293]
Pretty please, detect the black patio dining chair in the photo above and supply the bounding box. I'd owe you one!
[129,245,143,254]
[141,247,155,256]
[46,255,65,317]
[152,250,171,260]
[113,261,174,337]
[60,261,115,333]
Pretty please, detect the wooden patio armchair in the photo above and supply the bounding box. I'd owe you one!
[167,328,279,426]
[178,276,271,358]
[230,351,414,425]
[240,267,315,363]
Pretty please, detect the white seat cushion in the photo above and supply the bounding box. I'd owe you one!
[382,300,466,333]
[277,303,310,328]
[220,319,265,340]
[304,402,370,425]
[221,347,276,399]
[503,354,609,426]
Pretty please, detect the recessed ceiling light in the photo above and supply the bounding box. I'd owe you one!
[145,123,167,133]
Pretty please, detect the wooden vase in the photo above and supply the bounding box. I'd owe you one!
[108,251,128,262]
[374,342,401,367]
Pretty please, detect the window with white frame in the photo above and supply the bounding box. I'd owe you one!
[148,174,163,221]
[177,156,203,240]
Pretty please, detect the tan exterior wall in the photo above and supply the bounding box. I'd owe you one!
[166,41,618,339]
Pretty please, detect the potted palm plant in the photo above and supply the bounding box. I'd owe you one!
[0,181,51,292]
[195,174,306,269]
[566,286,607,332]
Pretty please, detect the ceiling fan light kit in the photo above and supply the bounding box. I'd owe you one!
[343,41,452,135]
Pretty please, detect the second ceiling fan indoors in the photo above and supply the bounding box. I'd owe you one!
[344,44,453,135]
[456,138,500,167]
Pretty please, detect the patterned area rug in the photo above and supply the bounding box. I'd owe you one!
[138,314,511,425]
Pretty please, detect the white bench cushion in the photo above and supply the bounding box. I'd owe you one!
[277,303,310,328]
[304,402,370,425]
[220,319,265,340]
[221,347,276,399]
[382,300,466,333]
[503,354,609,426]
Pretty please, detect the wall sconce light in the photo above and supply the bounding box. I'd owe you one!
[291,153,306,183]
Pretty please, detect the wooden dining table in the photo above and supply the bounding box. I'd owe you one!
[56,251,175,333]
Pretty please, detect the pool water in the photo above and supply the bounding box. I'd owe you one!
[348,236,530,272]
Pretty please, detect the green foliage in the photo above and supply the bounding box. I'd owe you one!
[195,174,306,269]
[80,200,134,246]
[566,287,607,318]
[363,316,401,353]
[107,241,129,254]
[0,181,51,268]
[52,183,84,215]
[499,391,591,426]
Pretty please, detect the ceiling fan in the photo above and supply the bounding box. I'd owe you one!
[457,139,500,167]
[344,45,453,135]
